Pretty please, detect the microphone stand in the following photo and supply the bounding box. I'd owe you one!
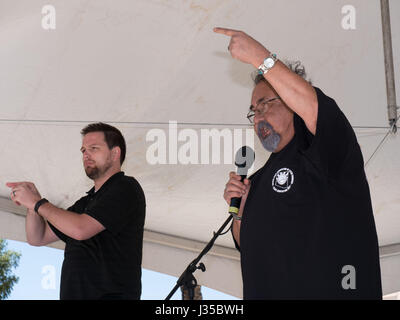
[165,214,234,300]
[165,146,253,300]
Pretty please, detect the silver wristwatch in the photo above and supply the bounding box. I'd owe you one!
[258,53,277,75]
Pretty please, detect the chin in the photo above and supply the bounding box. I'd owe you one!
[85,167,99,180]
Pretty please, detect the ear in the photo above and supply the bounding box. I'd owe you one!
[111,146,121,163]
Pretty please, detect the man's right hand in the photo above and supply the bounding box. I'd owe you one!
[224,172,250,247]
[223,172,251,211]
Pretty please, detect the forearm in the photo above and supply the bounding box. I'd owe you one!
[232,219,241,247]
[25,209,47,246]
[38,202,84,240]
[252,49,318,132]
[232,195,247,248]
[265,60,317,115]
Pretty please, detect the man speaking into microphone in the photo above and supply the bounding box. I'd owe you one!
[216,27,382,299]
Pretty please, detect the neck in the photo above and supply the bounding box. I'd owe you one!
[93,167,121,192]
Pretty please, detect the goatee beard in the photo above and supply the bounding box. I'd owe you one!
[257,120,281,152]
[84,160,112,180]
[85,166,100,180]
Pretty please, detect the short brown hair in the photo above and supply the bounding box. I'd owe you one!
[81,122,126,165]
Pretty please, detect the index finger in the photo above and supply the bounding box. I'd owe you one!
[6,182,26,188]
[6,182,19,188]
[213,27,239,37]
[229,172,241,180]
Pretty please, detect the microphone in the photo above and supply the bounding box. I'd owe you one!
[229,146,255,220]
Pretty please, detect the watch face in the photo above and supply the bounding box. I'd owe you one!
[264,57,274,69]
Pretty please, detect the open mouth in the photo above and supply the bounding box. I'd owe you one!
[256,120,281,152]
[259,127,271,139]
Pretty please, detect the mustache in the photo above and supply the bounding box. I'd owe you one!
[84,160,95,165]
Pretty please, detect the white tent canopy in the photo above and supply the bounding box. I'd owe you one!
[0,0,399,298]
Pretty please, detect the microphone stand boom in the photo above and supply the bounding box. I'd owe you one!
[165,214,233,300]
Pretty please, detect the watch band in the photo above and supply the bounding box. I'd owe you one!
[258,53,277,75]
[34,198,49,214]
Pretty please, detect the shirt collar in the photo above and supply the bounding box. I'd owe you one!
[86,171,125,196]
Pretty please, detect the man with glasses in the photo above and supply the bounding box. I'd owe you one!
[215,27,382,299]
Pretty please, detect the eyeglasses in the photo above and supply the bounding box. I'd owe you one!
[246,97,281,124]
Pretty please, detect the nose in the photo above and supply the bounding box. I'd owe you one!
[253,113,264,127]
[253,113,269,135]
[82,150,91,161]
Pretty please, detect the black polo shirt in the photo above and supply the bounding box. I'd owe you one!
[48,171,146,300]
[235,87,382,299]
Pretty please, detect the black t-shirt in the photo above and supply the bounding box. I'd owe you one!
[48,171,146,300]
[236,87,382,299]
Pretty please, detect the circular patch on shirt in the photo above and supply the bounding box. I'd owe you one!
[272,168,294,193]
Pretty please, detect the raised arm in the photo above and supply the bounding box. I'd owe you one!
[214,27,318,134]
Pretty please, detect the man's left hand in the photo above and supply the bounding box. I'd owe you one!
[6,181,42,211]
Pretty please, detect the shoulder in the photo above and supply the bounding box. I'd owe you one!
[314,86,354,136]
[296,87,352,138]
[120,175,143,188]
[118,175,146,199]
[314,86,344,117]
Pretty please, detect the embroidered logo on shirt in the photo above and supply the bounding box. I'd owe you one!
[272,168,294,193]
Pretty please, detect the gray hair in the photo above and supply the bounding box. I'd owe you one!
[252,59,312,86]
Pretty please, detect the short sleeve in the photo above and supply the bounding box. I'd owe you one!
[302,87,359,178]
[47,203,78,243]
[84,178,145,235]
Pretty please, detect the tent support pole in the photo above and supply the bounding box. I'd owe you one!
[380,0,398,133]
